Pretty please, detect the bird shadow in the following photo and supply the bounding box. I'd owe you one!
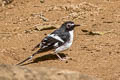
[20,53,66,66]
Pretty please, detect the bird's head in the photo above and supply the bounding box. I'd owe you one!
[61,21,80,31]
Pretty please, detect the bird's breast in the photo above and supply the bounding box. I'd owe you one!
[55,30,74,53]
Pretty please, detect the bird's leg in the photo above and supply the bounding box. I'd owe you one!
[55,52,67,61]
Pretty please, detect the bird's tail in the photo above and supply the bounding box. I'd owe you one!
[16,50,41,66]
[31,43,40,51]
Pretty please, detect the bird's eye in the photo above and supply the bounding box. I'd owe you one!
[67,24,71,28]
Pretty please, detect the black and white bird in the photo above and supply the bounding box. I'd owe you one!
[16,21,80,65]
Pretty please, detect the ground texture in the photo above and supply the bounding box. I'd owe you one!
[0,0,120,80]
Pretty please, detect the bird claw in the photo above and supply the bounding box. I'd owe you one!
[64,56,72,60]
[60,58,67,61]
[59,57,72,63]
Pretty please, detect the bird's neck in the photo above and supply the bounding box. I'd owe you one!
[59,27,74,32]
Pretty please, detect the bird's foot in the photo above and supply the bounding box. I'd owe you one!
[55,53,72,63]
[63,56,72,60]
[59,56,72,63]
[59,58,68,63]
[59,58,67,61]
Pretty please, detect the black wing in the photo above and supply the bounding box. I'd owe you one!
[32,29,70,51]
[40,36,63,50]
[51,29,70,43]
[32,35,64,52]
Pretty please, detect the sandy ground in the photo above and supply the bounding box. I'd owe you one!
[0,0,120,80]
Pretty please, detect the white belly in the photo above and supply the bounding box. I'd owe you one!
[55,30,74,53]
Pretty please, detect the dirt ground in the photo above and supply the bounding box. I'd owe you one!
[0,0,120,80]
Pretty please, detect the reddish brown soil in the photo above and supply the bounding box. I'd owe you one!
[0,0,120,80]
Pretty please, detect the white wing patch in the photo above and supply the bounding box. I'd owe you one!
[49,34,64,43]
[54,42,59,47]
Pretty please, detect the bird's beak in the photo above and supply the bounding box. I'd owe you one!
[74,24,80,27]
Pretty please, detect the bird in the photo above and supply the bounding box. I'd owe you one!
[16,21,80,65]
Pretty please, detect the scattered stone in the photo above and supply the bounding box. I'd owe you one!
[22,48,26,50]
[24,30,32,34]
[40,0,44,3]
[81,29,114,35]
[24,24,59,34]
[0,0,13,6]
[31,13,48,22]
[40,15,48,21]
[103,21,113,23]
[34,24,59,31]
[46,2,101,21]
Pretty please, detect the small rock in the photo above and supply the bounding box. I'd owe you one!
[34,24,59,31]
[40,0,44,3]
[0,0,13,6]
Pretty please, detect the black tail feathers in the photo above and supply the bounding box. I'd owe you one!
[31,44,40,51]
[16,50,42,66]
